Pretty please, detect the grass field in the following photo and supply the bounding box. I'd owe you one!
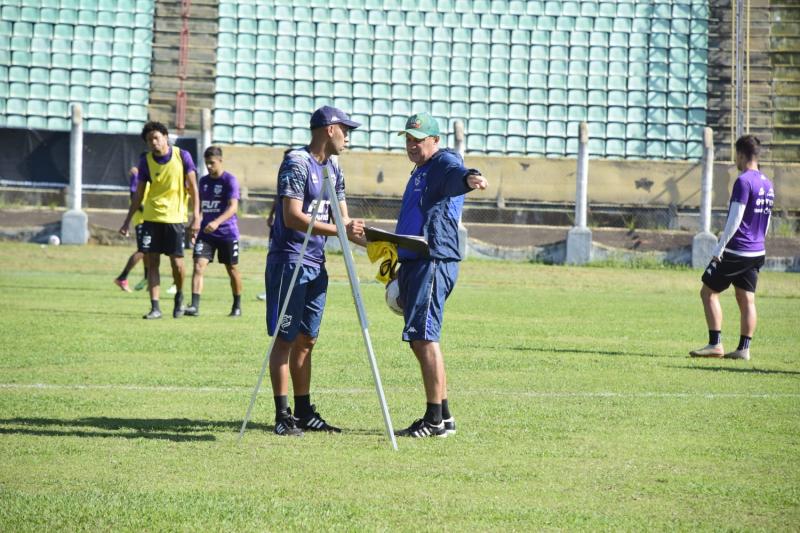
[1,241,798,531]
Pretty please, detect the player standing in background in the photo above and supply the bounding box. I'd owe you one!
[184,146,243,317]
[119,121,200,319]
[690,135,775,361]
[266,106,365,436]
[114,165,149,292]
[392,113,488,438]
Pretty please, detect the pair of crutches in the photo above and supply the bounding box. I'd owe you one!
[238,167,398,450]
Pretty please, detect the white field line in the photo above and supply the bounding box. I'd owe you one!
[1,383,798,399]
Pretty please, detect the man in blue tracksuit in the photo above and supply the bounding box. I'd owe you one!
[393,113,488,438]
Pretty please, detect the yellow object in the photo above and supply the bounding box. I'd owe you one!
[143,148,188,223]
[367,241,398,285]
[131,181,150,227]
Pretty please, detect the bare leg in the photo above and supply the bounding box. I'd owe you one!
[734,287,756,337]
[147,253,161,301]
[269,336,295,397]
[169,256,185,293]
[225,263,243,296]
[289,333,316,396]
[410,340,445,403]
[118,250,143,280]
[700,284,722,332]
[192,258,209,295]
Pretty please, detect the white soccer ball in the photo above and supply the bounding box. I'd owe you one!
[385,279,403,316]
[48,235,61,246]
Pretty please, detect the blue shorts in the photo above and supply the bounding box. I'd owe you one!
[265,262,327,341]
[397,259,459,342]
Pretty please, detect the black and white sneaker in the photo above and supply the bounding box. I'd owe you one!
[183,305,199,317]
[274,409,303,437]
[443,417,456,435]
[395,418,447,438]
[143,309,162,320]
[295,405,341,433]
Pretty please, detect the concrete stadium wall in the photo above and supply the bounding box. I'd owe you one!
[220,145,800,210]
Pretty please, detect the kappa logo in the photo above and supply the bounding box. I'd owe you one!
[214,184,223,195]
[280,314,293,331]
[758,187,765,196]
[406,326,417,334]
[330,116,341,123]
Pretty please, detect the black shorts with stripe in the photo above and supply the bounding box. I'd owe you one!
[701,252,765,293]
[140,221,185,257]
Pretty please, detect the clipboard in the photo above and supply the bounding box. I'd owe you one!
[364,226,430,256]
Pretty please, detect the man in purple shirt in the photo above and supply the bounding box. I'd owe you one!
[184,146,243,317]
[691,135,775,361]
[266,106,366,436]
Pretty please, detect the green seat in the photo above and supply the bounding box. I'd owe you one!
[49,83,69,101]
[587,106,606,122]
[605,139,625,158]
[626,123,646,139]
[567,106,586,121]
[608,106,625,122]
[548,88,566,105]
[89,86,109,103]
[233,126,252,144]
[624,140,646,158]
[212,125,232,143]
[484,135,504,153]
[627,106,646,124]
[525,136,544,154]
[545,137,565,156]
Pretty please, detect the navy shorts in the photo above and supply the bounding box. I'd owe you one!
[397,259,459,342]
[140,221,185,257]
[702,252,765,293]
[265,262,327,341]
[193,235,239,265]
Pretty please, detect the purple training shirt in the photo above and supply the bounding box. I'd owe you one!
[198,171,240,240]
[726,169,774,254]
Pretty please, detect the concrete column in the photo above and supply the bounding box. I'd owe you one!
[200,108,212,175]
[453,119,468,259]
[61,103,89,244]
[566,122,592,264]
[692,127,718,268]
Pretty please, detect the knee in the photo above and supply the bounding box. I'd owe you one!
[700,285,715,302]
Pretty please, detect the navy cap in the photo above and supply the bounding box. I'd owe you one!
[309,106,361,130]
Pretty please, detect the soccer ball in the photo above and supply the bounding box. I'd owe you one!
[384,279,403,316]
[48,235,61,246]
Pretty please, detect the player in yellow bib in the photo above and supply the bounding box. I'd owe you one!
[119,122,200,319]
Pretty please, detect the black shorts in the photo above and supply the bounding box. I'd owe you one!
[193,235,239,265]
[134,223,145,252]
[140,221,185,257]
[701,252,765,293]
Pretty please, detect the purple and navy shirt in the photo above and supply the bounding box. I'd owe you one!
[198,171,240,240]
[726,169,774,255]
[395,148,474,262]
[267,147,346,267]
[136,147,197,183]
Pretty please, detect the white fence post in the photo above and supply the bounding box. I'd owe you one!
[566,122,592,264]
[61,103,89,244]
[692,127,718,268]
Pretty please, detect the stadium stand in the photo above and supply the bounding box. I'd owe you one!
[0,0,154,133]
[212,0,709,160]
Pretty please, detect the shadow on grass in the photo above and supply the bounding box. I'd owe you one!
[0,417,273,442]
[683,366,800,376]
[509,346,660,358]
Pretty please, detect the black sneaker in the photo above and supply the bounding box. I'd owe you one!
[295,405,341,433]
[443,417,456,435]
[274,409,303,437]
[183,305,199,317]
[395,418,446,438]
[173,293,184,318]
[143,309,162,320]
[228,307,242,317]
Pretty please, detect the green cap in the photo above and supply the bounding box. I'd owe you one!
[397,112,440,139]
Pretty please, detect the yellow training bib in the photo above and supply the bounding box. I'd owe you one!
[143,148,187,223]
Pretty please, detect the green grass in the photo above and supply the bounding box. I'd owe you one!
[1,241,798,531]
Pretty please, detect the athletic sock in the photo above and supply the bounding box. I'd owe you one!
[150,299,160,312]
[233,294,242,310]
[174,291,183,306]
[424,402,442,425]
[441,398,451,420]
[191,293,200,308]
[737,335,752,350]
[294,394,311,418]
[709,330,721,346]
[143,266,148,279]
[117,271,128,282]
[274,395,289,418]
